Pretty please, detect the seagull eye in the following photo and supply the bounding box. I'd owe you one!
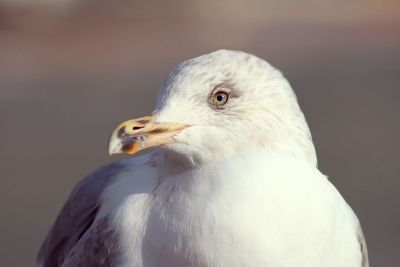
[211,91,229,107]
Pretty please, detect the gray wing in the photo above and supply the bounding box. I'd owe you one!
[37,162,125,267]
[357,225,369,267]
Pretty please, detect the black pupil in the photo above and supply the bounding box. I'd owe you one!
[216,95,224,102]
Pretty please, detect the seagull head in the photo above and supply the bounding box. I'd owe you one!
[109,50,316,169]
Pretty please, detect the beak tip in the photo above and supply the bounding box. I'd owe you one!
[108,135,122,156]
[108,149,115,156]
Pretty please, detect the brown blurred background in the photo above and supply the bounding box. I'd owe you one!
[1,0,399,266]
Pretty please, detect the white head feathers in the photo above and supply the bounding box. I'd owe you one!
[154,50,316,168]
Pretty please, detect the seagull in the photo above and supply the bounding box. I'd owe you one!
[38,50,368,267]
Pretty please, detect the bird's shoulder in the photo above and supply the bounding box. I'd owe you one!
[37,152,161,267]
[209,151,367,266]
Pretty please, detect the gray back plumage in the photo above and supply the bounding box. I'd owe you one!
[37,162,125,267]
[357,225,369,267]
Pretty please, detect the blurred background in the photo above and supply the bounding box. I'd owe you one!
[1,0,399,266]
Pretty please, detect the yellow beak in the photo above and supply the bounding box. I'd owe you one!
[108,114,188,155]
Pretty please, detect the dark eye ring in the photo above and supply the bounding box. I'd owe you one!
[211,90,229,107]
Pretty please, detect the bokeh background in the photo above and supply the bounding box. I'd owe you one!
[1,0,399,266]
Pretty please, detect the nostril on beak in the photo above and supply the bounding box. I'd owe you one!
[132,126,145,131]
[117,125,146,139]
